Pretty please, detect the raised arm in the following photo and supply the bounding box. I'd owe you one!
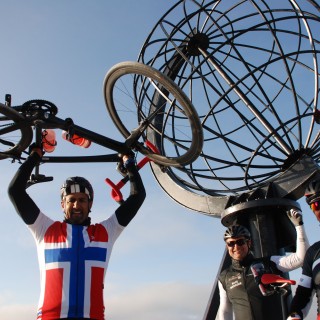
[8,150,42,225]
[270,209,309,272]
[115,155,146,227]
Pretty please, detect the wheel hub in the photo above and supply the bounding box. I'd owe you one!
[186,33,209,56]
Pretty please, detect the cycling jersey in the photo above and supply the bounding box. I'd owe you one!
[217,225,309,320]
[30,211,123,319]
[289,240,320,318]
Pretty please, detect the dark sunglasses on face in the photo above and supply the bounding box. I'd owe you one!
[226,239,248,247]
[310,201,320,211]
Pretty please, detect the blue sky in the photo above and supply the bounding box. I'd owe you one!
[0,1,318,319]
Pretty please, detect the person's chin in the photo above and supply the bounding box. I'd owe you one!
[71,214,84,224]
[232,253,243,260]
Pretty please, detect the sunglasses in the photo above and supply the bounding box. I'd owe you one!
[310,201,320,211]
[226,239,248,247]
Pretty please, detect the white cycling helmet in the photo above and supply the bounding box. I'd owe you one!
[61,176,94,201]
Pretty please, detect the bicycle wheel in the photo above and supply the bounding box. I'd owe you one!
[103,61,203,167]
[0,103,33,159]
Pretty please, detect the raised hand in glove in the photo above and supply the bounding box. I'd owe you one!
[287,208,303,226]
[116,151,136,176]
[122,153,135,168]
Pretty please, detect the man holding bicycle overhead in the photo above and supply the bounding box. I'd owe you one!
[217,215,309,320]
[8,145,146,320]
[288,179,320,320]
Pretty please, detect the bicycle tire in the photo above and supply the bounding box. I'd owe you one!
[0,103,33,159]
[103,61,203,167]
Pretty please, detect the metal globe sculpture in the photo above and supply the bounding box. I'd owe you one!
[136,0,320,216]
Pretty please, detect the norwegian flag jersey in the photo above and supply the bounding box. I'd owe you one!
[28,211,124,320]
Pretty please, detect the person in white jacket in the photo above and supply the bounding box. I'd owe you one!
[217,209,309,320]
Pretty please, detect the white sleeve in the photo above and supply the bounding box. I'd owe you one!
[216,281,233,320]
[28,211,54,243]
[100,213,125,243]
[270,225,310,272]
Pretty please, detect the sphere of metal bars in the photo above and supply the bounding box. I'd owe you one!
[137,0,320,215]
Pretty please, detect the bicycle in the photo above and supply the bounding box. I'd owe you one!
[262,274,297,320]
[0,61,203,178]
[254,270,297,320]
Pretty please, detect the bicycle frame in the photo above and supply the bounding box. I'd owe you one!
[0,61,204,170]
[0,97,166,186]
[6,102,149,164]
[37,113,131,163]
